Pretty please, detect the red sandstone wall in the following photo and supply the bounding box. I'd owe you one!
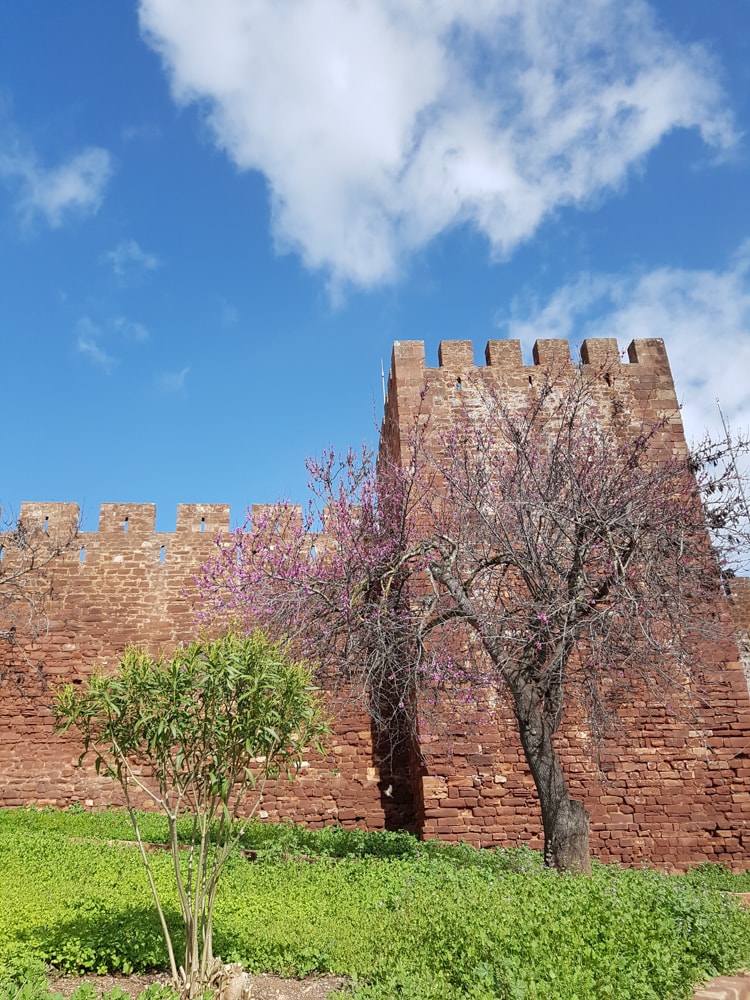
[2,337,750,869]
[0,502,386,828]
[382,337,750,868]
[414,663,750,867]
[730,578,750,690]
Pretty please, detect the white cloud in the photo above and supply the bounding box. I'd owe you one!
[0,141,113,229]
[139,0,734,290]
[105,239,162,282]
[496,243,750,444]
[157,366,189,393]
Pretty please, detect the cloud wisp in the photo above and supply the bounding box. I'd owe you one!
[75,314,152,373]
[75,318,116,374]
[496,244,750,443]
[112,316,151,342]
[0,138,113,230]
[139,0,735,290]
[157,366,189,393]
[105,239,162,283]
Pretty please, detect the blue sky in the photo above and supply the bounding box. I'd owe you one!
[1,0,749,531]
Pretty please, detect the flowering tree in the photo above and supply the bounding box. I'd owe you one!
[200,447,438,751]
[198,366,749,873]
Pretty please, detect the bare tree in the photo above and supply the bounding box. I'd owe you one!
[198,364,749,873]
[0,505,78,683]
[416,369,748,871]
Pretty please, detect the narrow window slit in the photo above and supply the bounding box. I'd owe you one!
[200,517,206,533]
[79,546,86,564]
[528,375,534,387]
[123,517,129,534]
[456,377,462,391]
[43,516,49,534]
[160,545,166,564]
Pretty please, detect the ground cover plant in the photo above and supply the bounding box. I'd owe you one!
[54,632,329,999]
[2,808,750,1000]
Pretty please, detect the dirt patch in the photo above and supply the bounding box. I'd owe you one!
[45,971,349,1000]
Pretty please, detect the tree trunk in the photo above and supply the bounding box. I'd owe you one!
[515,693,591,874]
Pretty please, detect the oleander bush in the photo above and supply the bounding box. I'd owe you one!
[54,631,329,999]
[1,807,749,1000]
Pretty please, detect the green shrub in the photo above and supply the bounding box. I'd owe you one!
[54,631,329,996]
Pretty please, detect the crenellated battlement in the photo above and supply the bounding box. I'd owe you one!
[251,503,303,534]
[13,502,79,537]
[391,336,670,377]
[382,337,680,464]
[0,503,233,573]
[10,502,231,537]
[2,501,322,563]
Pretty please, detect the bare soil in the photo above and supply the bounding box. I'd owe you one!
[45,971,349,1000]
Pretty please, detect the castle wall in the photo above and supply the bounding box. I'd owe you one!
[731,577,750,688]
[0,502,386,828]
[1,337,750,867]
[382,337,750,866]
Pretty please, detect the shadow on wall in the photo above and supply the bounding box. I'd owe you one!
[371,709,421,834]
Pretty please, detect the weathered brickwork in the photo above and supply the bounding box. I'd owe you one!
[0,502,385,827]
[730,578,750,690]
[381,337,750,866]
[1,336,749,868]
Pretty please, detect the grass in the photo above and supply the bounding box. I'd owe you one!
[1,806,749,999]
